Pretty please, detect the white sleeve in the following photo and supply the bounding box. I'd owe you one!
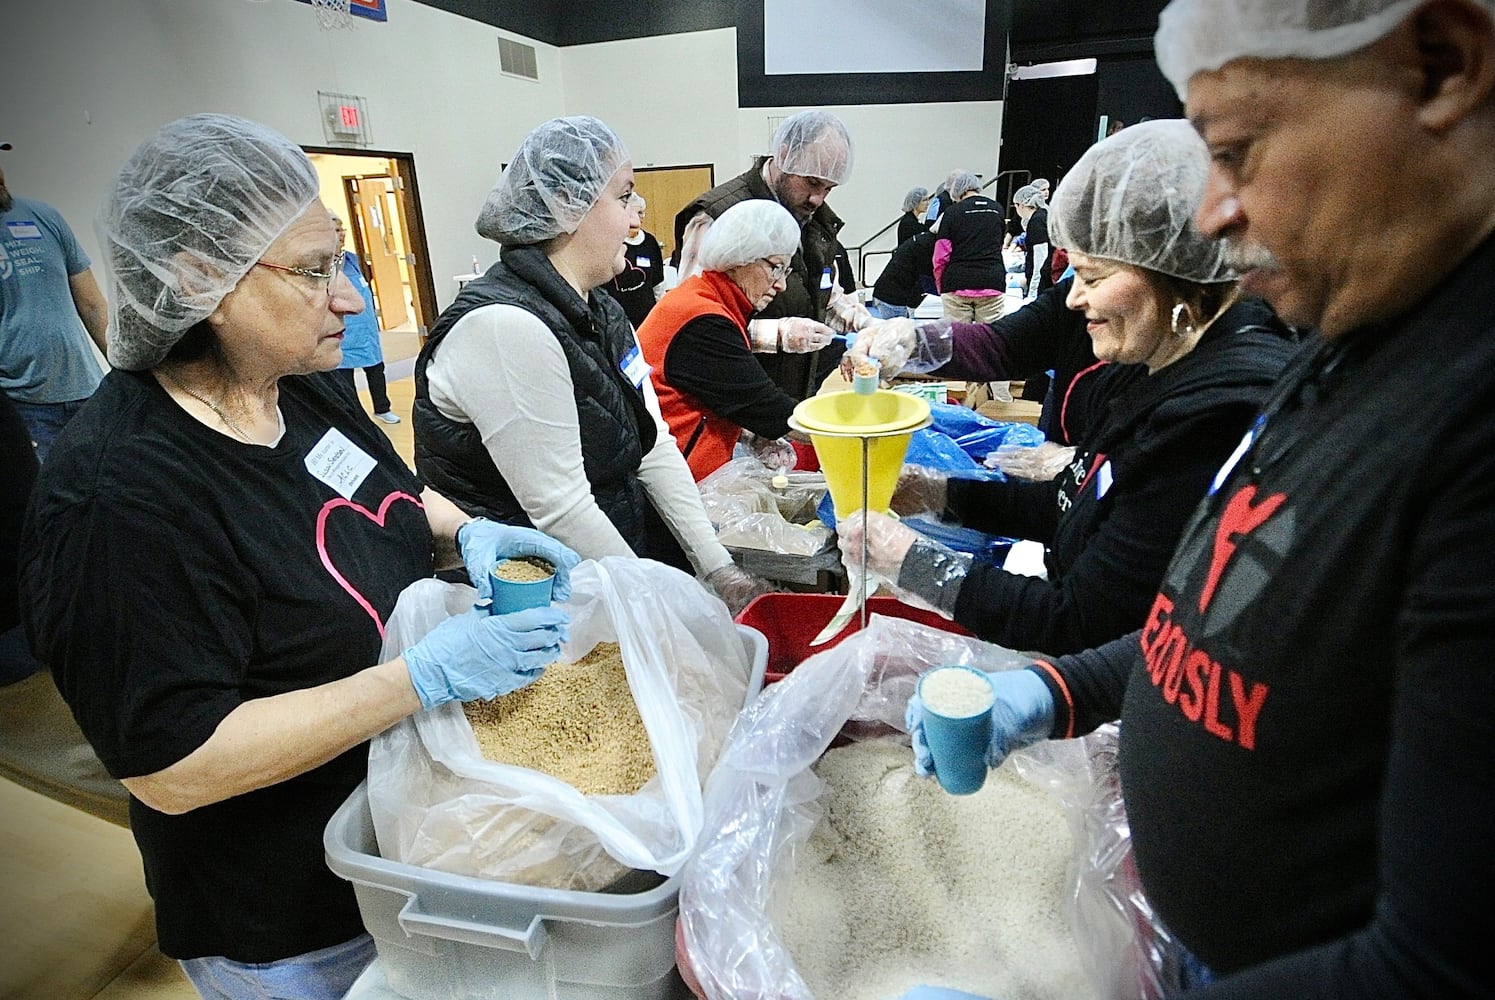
[1028,244,1050,296]
[633,374,735,576]
[425,304,637,560]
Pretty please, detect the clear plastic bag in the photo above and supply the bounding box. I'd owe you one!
[699,457,832,556]
[678,615,1177,999]
[1016,727,1186,1000]
[367,557,751,889]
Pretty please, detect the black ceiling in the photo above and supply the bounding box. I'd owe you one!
[410,0,1166,58]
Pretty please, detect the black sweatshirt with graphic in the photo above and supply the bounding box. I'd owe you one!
[1032,233,1495,996]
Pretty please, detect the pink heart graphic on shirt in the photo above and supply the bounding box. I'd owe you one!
[316,491,424,638]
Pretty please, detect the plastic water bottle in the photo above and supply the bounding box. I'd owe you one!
[471,255,481,275]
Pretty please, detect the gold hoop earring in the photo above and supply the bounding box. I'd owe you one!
[1171,302,1196,338]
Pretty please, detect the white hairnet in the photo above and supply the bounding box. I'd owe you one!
[476,116,630,246]
[770,110,854,184]
[948,172,982,198]
[1048,119,1234,284]
[629,192,646,212]
[902,186,930,213]
[695,200,801,273]
[1013,184,1047,209]
[1154,0,1490,99]
[97,113,320,371]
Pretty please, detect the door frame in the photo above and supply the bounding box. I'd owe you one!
[632,163,716,264]
[304,145,438,338]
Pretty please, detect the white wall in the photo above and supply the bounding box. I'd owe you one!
[3,0,567,312]
[561,29,1005,273]
[4,2,1001,318]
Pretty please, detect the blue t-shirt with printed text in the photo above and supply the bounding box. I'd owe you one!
[0,196,103,403]
[335,252,385,370]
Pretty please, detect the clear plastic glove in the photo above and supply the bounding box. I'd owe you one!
[705,564,778,616]
[404,606,570,710]
[906,668,1055,777]
[843,318,955,381]
[834,509,920,581]
[839,511,972,616]
[743,432,797,472]
[779,316,837,353]
[458,517,581,603]
[826,285,873,333]
[985,441,1077,482]
[890,464,949,517]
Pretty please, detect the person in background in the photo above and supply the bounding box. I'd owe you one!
[932,171,1008,324]
[638,200,803,481]
[413,116,775,612]
[0,150,110,461]
[926,168,968,227]
[907,0,1495,992]
[841,120,1296,656]
[19,113,579,1000]
[672,110,867,400]
[896,185,931,245]
[868,230,936,320]
[0,392,39,685]
[330,214,399,425]
[606,192,664,329]
[1013,183,1054,299]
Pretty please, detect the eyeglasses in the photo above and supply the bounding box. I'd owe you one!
[760,258,792,282]
[255,250,346,295]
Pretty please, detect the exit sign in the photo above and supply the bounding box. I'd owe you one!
[318,91,371,145]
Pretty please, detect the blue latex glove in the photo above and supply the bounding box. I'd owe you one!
[458,518,581,603]
[404,606,570,710]
[905,667,1054,777]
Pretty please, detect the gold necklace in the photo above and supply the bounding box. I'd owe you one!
[158,368,255,443]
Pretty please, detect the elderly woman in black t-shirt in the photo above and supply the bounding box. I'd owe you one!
[19,114,580,999]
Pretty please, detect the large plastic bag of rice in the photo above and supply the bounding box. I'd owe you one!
[367,556,749,889]
[678,614,1182,999]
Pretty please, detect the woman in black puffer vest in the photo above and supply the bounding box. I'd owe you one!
[413,116,773,613]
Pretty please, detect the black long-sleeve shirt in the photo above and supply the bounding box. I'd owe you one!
[1032,233,1495,996]
[916,298,1295,656]
[659,314,796,440]
[933,276,1101,445]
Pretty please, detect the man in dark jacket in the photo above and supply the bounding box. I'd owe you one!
[671,110,868,400]
[902,1,1495,995]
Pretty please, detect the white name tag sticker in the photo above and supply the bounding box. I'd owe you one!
[635,255,652,268]
[304,428,377,499]
[5,221,43,240]
[620,345,651,387]
[820,266,834,290]
[1095,460,1114,499]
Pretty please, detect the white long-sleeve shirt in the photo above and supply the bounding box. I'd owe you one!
[426,302,733,576]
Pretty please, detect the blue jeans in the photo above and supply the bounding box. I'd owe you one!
[180,934,377,1000]
[866,299,912,320]
[9,397,88,464]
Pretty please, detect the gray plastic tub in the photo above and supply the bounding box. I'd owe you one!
[325,624,767,1000]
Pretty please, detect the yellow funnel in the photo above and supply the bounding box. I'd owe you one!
[790,390,932,519]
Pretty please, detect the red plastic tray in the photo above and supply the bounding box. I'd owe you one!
[734,592,968,684]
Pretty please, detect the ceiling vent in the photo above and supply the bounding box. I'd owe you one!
[498,36,539,81]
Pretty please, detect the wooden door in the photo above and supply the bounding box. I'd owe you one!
[389,156,436,337]
[347,175,408,330]
[632,165,715,264]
